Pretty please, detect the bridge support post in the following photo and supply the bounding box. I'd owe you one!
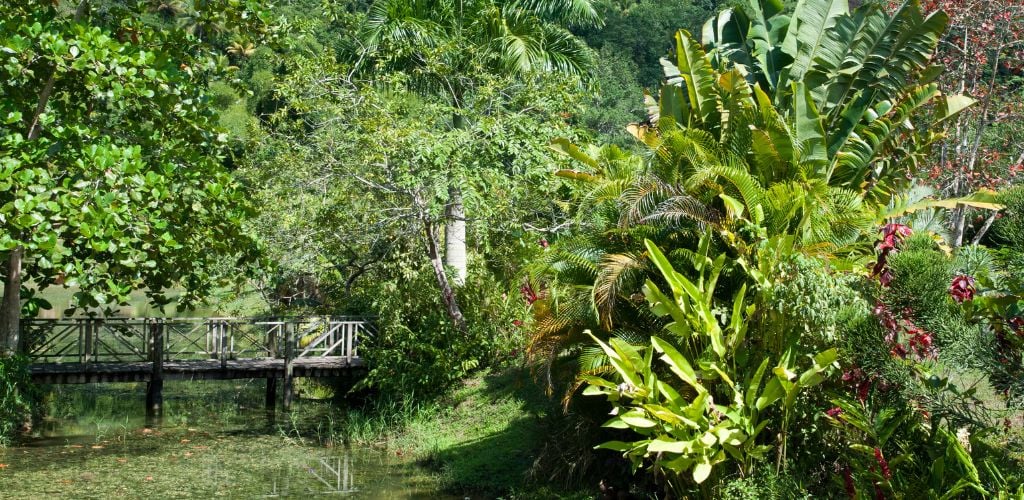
[146,320,164,421]
[265,377,277,411]
[283,321,295,411]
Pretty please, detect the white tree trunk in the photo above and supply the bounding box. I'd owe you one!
[426,220,468,335]
[444,186,468,286]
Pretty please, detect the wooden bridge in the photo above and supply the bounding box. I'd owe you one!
[21,316,374,413]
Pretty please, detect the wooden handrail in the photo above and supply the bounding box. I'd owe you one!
[22,316,375,364]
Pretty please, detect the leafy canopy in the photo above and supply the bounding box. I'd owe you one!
[0,0,268,313]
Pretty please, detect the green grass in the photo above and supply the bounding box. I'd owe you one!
[353,367,596,498]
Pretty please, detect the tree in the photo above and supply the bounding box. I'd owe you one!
[357,0,600,332]
[234,49,581,396]
[909,0,1024,246]
[573,0,721,145]
[241,41,585,321]
[0,0,270,354]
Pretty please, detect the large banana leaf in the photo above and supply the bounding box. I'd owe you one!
[829,84,942,189]
[793,82,828,169]
[779,0,848,88]
[743,0,791,91]
[877,189,1004,222]
[818,2,947,129]
[702,7,753,72]
[665,30,720,132]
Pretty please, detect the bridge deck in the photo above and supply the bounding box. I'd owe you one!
[29,357,366,384]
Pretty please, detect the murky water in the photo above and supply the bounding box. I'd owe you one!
[0,381,453,499]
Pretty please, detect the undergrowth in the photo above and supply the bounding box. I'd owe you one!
[0,356,34,445]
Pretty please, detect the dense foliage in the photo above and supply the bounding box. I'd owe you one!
[0,356,34,445]
[0,0,270,352]
[2,0,1023,498]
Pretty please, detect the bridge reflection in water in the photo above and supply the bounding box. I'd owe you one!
[22,316,374,413]
[267,455,359,496]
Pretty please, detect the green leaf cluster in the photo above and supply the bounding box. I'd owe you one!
[0,1,266,316]
[582,239,837,491]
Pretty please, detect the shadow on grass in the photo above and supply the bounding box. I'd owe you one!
[415,366,603,498]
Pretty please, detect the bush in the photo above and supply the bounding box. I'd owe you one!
[0,355,34,445]
[357,260,524,399]
[884,234,954,326]
[994,185,1024,248]
[762,252,869,347]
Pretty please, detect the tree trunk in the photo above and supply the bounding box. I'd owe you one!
[1,247,23,356]
[444,110,470,286]
[425,220,468,335]
[971,212,999,246]
[952,25,1005,248]
[444,186,468,286]
[951,205,967,248]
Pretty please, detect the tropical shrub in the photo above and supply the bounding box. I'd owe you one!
[529,0,1000,398]
[813,221,1024,498]
[993,186,1024,249]
[526,0,1024,495]
[717,468,810,499]
[823,397,988,499]
[582,240,837,494]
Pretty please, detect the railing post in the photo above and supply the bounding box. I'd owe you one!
[346,322,354,364]
[221,320,229,368]
[146,319,164,420]
[265,322,278,411]
[283,320,295,410]
[82,318,93,365]
[352,323,360,359]
[206,320,215,360]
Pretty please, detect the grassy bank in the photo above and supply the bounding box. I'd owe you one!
[345,366,598,498]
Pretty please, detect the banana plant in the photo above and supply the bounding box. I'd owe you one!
[582,239,837,491]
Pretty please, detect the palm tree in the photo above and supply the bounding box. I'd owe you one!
[357,0,601,332]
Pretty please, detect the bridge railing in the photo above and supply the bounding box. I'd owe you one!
[21,316,376,365]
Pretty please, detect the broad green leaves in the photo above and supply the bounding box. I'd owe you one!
[584,241,838,488]
[0,1,266,320]
[673,0,970,204]
[666,30,719,132]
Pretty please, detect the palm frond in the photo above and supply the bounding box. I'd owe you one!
[505,0,600,27]
[642,195,722,230]
[593,252,648,329]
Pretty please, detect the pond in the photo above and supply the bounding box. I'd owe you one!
[0,381,453,499]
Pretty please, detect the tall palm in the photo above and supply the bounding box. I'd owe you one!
[359,0,599,282]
